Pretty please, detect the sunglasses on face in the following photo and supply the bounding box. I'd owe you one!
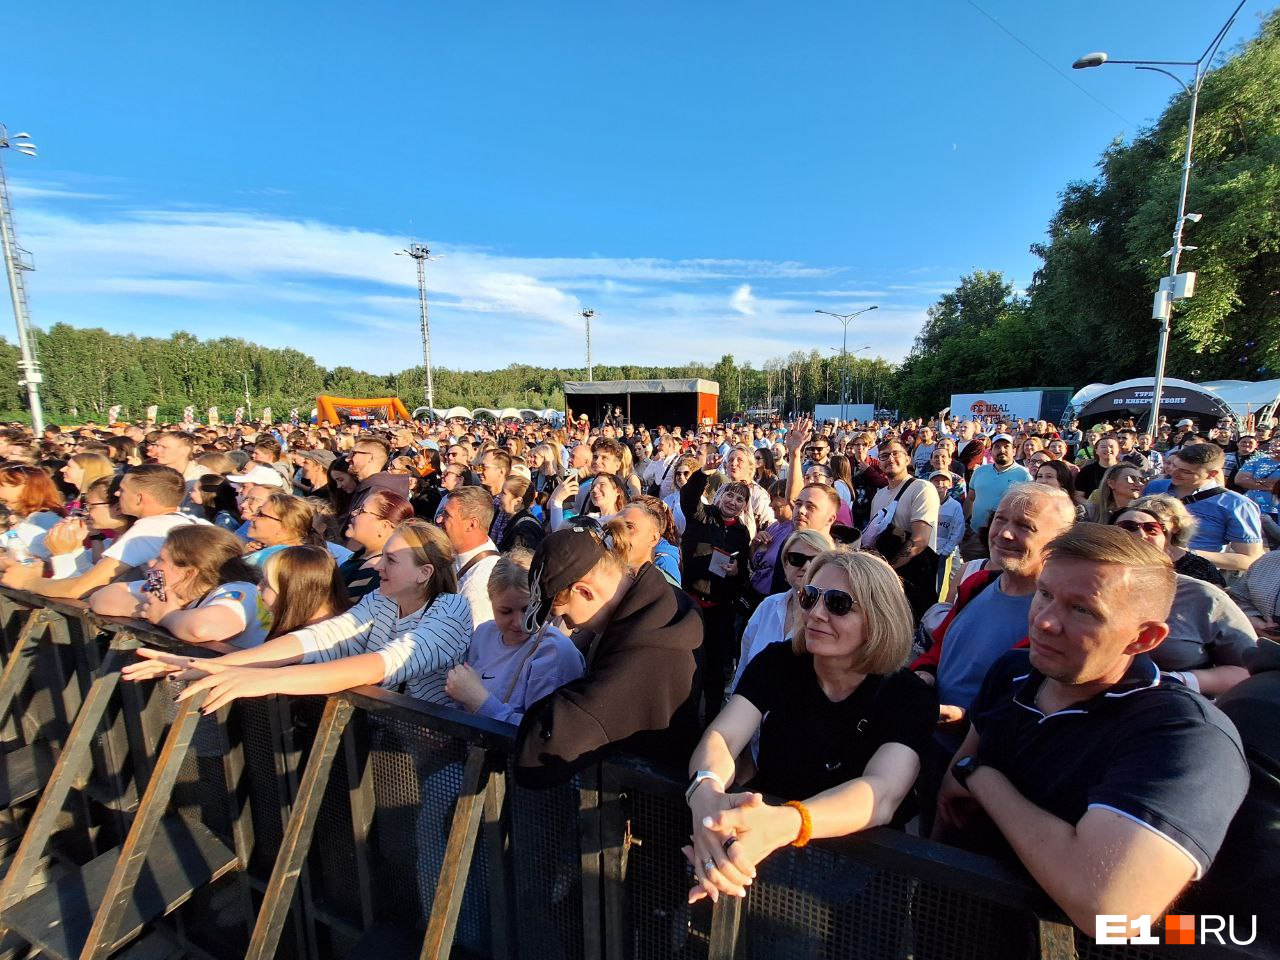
[784,551,817,568]
[797,584,859,616]
[1115,519,1165,537]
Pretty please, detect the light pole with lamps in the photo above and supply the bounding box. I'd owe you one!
[396,243,437,414]
[815,306,877,422]
[0,124,45,433]
[1073,0,1246,439]
[580,309,595,382]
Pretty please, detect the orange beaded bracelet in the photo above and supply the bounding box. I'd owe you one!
[784,800,813,847]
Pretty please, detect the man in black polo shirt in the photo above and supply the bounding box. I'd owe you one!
[936,524,1248,934]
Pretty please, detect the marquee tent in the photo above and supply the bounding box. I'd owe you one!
[1062,377,1280,427]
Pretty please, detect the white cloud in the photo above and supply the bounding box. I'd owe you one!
[13,196,932,371]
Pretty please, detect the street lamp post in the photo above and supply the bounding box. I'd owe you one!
[580,309,595,382]
[815,306,878,422]
[0,124,45,433]
[1073,0,1246,440]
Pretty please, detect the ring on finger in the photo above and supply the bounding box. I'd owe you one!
[723,836,738,851]
[702,857,715,872]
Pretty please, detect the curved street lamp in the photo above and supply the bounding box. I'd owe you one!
[1073,0,1246,439]
[815,306,878,421]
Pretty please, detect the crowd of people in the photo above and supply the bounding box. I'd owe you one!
[0,408,1275,948]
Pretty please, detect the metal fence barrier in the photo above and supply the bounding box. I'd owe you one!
[0,587,1250,960]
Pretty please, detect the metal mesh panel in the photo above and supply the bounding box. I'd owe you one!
[907,879,1036,960]
[235,696,292,879]
[623,786,713,960]
[511,771,585,960]
[293,696,364,928]
[739,843,915,960]
[364,711,492,955]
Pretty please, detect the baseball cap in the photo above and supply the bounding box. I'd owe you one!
[524,526,608,633]
[1176,418,1194,427]
[226,465,288,489]
[927,470,953,481]
[991,433,1015,444]
[297,449,336,469]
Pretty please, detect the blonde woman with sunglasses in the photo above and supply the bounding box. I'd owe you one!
[682,550,936,909]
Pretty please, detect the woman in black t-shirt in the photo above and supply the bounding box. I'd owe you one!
[681,550,937,904]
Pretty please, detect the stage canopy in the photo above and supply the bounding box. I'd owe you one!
[565,378,719,427]
[1063,377,1280,427]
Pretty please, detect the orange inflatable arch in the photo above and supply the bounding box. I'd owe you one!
[315,395,413,424]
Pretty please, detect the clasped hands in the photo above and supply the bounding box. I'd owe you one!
[681,784,800,904]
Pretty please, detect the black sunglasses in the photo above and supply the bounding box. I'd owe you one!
[784,551,816,568]
[797,584,859,617]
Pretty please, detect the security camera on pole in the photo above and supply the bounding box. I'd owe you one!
[1074,0,1247,440]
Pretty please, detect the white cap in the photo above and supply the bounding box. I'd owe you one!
[226,465,288,489]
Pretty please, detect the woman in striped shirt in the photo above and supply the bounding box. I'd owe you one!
[122,519,472,707]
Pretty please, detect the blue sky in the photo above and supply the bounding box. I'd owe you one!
[2,1,1272,375]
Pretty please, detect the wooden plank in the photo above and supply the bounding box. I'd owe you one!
[0,740,55,808]
[1037,918,1078,960]
[0,652,124,916]
[0,609,49,732]
[577,767,604,960]
[79,688,215,960]
[418,744,489,960]
[1,815,237,960]
[244,697,355,960]
[708,894,744,960]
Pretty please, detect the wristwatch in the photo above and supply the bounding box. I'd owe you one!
[685,770,724,804]
[951,755,981,788]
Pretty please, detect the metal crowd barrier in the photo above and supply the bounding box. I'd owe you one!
[0,587,1250,960]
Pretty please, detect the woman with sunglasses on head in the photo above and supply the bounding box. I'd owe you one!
[339,490,416,600]
[1109,501,1254,697]
[123,520,471,707]
[683,550,936,909]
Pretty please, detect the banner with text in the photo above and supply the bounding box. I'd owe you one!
[950,391,1043,422]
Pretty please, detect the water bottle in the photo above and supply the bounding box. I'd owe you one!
[4,530,34,566]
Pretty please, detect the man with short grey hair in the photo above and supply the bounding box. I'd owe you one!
[913,482,1076,832]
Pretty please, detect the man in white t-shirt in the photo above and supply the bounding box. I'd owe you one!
[2,465,203,599]
[866,439,940,620]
